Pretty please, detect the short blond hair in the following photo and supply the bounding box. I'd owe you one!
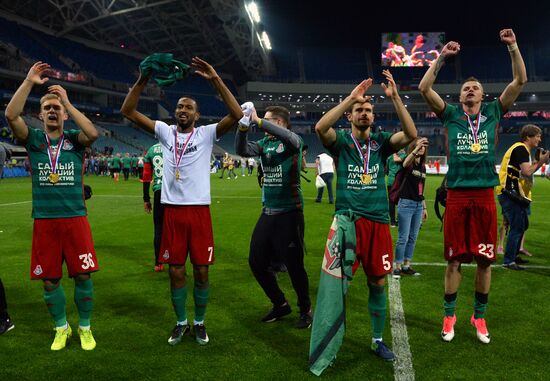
[39,94,61,107]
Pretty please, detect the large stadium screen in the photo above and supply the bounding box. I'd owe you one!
[381,32,445,67]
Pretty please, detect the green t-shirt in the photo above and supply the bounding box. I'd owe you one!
[257,136,304,211]
[25,128,87,219]
[386,151,406,187]
[121,156,132,169]
[440,100,503,188]
[131,156,138,167]
[328,130,394,223]
[144,143,163,192]
[111,156,121,169]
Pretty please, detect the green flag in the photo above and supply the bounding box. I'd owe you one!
[309,212,357,376]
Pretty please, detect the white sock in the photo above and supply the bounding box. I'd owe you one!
[194,320,204,326]
[177,320,188,326]
[79,325,91,330]
[372,337,382,344]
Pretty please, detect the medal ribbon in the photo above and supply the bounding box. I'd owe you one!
[464,112,481,145]
[350,132,370,177]
[174,128,194,171]
[44,132,64,175]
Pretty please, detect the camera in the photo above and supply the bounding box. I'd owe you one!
[535,147,548,161]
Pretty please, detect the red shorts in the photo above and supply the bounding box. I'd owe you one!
[159,205,214,266]
[31,216,98,279]
[444,188,497,263]
[320,216,393,277]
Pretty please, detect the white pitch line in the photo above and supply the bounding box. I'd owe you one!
[0,201,32,207]
[388,277,415,381]
[414,262,550,270]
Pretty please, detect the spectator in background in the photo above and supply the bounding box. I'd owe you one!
[247,157,256,175]
[419,29,527,344]
[314,152,335,204]
[386,150,406,226]
[393,138,429,279]
[121,152,131,181]
[219,152,231,179]
[496,125,549,270]
[240,157,246,176]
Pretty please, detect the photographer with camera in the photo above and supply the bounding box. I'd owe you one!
[496,124,549,270]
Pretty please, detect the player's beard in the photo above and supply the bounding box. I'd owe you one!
[354,122,371,132]
[177,119,194,131]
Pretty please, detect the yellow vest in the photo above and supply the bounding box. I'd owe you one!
[496,142,532,200]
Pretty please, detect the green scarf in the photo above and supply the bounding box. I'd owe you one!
[139,53,190,87]
[309,211,358,376]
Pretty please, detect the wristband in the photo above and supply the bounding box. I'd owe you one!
[507,43,518,52]
[238,124,249,132]
[258,119,263,129]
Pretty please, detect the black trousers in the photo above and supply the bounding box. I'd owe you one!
[387,185,397,224]
[153,190,165,265]
[249,210,311,313]
[0,278,8,319]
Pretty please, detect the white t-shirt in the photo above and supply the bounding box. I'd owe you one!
[248,157,255,167]
[155,121,217,205]
[317,153,334,175]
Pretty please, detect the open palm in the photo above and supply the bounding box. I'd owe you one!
[26,62,50,85]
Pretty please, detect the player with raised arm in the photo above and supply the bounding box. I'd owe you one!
[418,29,527,343]
[121,56,242,345]
[5,62,100,351]
[309,70,416,375]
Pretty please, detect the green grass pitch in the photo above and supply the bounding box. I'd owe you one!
[1,173,549,380]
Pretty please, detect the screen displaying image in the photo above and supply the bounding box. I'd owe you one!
[381,32,445,67]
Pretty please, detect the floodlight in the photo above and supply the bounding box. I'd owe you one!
[246,2,261,23]
[261,31,272,50]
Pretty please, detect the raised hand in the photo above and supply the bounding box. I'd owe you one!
[499,29,517,46]
[440,41,460,59]
[349,79,373,104]
[26,62,50,85]
[191,57,219,80]
[415,137,430,151]
[48,85,70,105]
[381,69,398,98]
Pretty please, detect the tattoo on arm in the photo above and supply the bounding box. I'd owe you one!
[433,58,445,77]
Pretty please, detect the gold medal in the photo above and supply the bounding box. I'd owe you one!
[48,173,60,184]
[175,169,180,180]
[471,143,481,153]
[361,174,372,184]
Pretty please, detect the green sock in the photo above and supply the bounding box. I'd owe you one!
[43,282,67,328]
[193,286,209,323]
[367,282,386,339]
[444,292,458,317]
[74,279,94,327]
[474,292,488,319]
[171,286,188,322]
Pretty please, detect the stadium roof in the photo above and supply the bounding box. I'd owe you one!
[0,0,274,84]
